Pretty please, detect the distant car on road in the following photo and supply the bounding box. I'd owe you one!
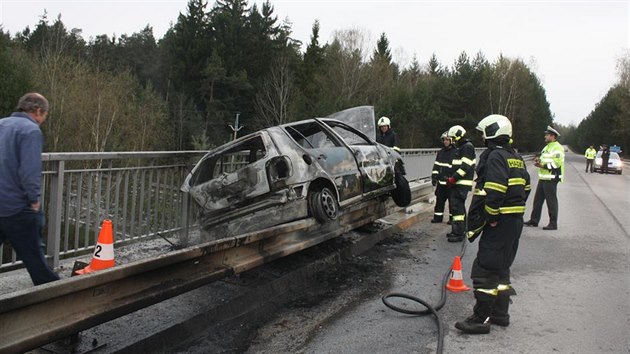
[181,106,412,239]
[594,151,623,174]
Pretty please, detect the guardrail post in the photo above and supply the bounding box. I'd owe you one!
[181,192,190,246]
[46,160,64,268]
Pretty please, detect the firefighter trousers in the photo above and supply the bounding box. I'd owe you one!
[449,186,469,236]
[433,184,451,221]
[471,214,523,317]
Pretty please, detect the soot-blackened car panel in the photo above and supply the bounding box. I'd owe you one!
[185,134,273,213]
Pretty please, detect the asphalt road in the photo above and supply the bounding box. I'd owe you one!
[247,150,630,353]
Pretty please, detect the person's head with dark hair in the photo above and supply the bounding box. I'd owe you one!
[16,92,49,126]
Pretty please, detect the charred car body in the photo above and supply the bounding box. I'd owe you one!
[181,107,411,239]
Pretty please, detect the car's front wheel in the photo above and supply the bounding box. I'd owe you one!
[309,187,339,223]
[391,172,411,207]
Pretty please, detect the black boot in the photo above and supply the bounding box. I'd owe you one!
[455,313,491,334]
[491,296,511,326]
[431,217,443,223]
[447,233,464,242]
[543,223,557,230]
[524,220,538,227]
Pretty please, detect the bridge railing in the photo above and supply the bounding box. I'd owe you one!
[0,151,206,271]
[1,148,493,271]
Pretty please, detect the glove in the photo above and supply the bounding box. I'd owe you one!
[431,179,437,186]
[446,177,456,187]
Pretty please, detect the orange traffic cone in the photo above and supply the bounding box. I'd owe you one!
[75,220,115,275]
[446,256,470,292]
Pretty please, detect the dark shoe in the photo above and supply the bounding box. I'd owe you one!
[490,315,510,327]
[430,218,443,223]
[524,220,538,227]
[447,234,464,242]
[543,224,557,230]
[455,314,491,334]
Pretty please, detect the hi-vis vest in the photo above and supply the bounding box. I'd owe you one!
[539,141,565,182]
[585,148,597,159]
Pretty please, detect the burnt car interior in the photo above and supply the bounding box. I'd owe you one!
[189,135,267,187]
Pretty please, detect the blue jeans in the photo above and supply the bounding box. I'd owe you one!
[0,209,60,285]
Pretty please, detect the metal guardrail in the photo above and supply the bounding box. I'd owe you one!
[0,152,206,270]
[0,181,433,353]
[1,148,489,271]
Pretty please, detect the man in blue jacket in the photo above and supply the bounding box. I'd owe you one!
[0,92,60,285]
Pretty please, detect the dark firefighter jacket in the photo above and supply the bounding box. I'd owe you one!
[432,145,456,185]
[467,140,531,241]
[450,138,476,189]
[377,129,399,149]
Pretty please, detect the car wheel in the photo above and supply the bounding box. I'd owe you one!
[392,172,411,207]
[309,187,338,223]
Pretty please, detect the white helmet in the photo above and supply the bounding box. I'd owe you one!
[476,114,512,139]
[447,125,466,141]
[440,131,449,139]
[378,116,391,127]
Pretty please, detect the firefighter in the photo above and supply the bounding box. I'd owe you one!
[524,126,564,230]
[431,131,455,224]
[584,145,597,173]
[376,116,400,150]
[445,125,476,242]
[455,114,531,334]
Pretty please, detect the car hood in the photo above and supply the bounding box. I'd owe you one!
[325,106,376,141]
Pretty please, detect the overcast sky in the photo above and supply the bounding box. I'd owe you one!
[1,0,628,126]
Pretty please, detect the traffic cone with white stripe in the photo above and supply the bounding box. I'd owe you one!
[75,220,115,275]
[446,256,470,292]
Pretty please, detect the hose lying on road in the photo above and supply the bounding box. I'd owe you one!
[382,240,468,354]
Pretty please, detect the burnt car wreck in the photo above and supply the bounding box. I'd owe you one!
[181,106,411,240]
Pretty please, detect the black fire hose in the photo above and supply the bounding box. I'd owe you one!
[382,240,468,354]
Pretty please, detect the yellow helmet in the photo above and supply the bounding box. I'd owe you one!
[447,125,466,141]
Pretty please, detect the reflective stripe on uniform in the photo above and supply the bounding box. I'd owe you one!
[434,162,452,167]
[485,205,500,215]
[452,159,462,165]
[456,168,466,176]
[461,157,476,166]
[438,181,447,185]
[476,288,499,296]
[485,182,507,193]
[508,178,526,186]
[452,215,465,221]
[499,205,526,214]
[456,179,474,186]
[473,189,487,196]
[539,174,563,180]
[525,184,531,191]
[434,212,444,216]
[497,284,511,291]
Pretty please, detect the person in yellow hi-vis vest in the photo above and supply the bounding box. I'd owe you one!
[524,126,564,230]
[584,145,597,173]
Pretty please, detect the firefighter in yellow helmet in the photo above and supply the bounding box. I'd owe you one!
[524,126,564,230]
[445,125,475,242]
[455,114,531,334]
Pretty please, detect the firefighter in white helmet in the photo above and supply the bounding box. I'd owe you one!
[430,131,455,223]
[455,114,530,334]
[445,124,475,242]
[376,116,399,151]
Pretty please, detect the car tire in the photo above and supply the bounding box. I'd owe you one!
[392,172,411,207]
[309,187,339,223]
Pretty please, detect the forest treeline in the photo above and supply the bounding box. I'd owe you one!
[1,0,622,154]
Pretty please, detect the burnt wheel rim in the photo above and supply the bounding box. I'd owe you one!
[320,189,337,219]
